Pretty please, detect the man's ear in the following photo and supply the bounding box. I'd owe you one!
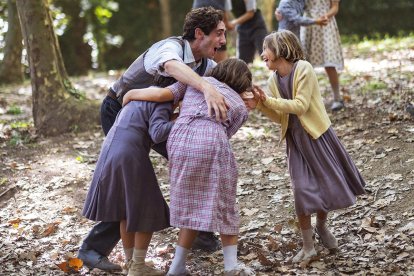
[194,28,205,39]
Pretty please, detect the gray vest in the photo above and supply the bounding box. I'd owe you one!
[111,37,208,104]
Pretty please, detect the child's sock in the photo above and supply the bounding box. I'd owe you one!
[292,228,316,263]
[124,247,134,262]
[316,219,338,249]
[167,246,189,275]
[132,248,147,265]
[223,245,238,271]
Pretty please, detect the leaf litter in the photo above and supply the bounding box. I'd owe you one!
[0,42,414,275]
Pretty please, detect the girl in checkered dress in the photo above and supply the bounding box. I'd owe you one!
[123,58,255,275]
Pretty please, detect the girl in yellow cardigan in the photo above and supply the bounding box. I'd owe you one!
[251,30,365,263]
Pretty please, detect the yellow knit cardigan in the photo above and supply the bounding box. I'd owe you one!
[257,60,331,144]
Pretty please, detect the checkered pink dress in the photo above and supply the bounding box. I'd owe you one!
[167,77,248,235]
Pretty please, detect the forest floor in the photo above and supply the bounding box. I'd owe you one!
[1,37,414,276]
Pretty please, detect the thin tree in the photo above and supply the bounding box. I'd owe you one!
[16,0,99,136]
[159,0,172,38]
[0,0,23,84]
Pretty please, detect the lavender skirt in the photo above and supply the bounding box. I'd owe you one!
[286,115,366,216]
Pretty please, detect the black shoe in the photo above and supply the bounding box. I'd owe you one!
[192,231,221,252]
[330,100,344,112]
[77,247,122,272]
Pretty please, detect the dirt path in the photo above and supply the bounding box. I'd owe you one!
[0,41,413,275]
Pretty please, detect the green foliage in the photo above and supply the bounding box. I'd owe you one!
[7,120,33,147]
[10,121,30,129]
[63,79,85,100]
[363,81,388,91]
[103,0,192,69]
[75,155,85,163]
[6,105,22,115]
[343,34,414,53]
[0,177,8,186]
[337,0,414,40]
[94,6,112,24]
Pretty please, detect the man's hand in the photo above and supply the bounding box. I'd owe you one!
[203,82,229,121]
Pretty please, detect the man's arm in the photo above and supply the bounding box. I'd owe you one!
[164,60,228,121]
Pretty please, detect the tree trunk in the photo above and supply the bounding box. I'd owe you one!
[55,0,92,76]
[16,0,99,136]
[258,0,275,31]
[159,0,172,38]
[0,0,23,84]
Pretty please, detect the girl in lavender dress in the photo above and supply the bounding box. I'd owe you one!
[123,58,255,275]
[252,30,365,263]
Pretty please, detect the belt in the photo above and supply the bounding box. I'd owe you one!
[107,89,117,100]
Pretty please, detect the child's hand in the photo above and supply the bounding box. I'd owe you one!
[122,91,132,107]
[274,8,283,21]
[315,16,328,26]
[227,21,236,31]
[253,85,267,102]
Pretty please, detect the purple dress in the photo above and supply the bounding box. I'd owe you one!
[278,63,365,216]
[166,77,249,235]
[82,101,173,232]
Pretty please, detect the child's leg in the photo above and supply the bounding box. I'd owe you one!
[325,66,344,111]
[221,234,254,275]
[221,234,238,271]
[133,231,153,263]
[120,220,134,261]
[167,228,198,275]
[128,232,164,276]
[316,211,338,249]
[325,67,340,101]
[293,214,316,263]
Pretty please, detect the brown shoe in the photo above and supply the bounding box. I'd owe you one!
[127,261,165,276]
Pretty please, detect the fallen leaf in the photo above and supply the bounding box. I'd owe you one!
[41,223,59,237]
[257,250,274,267]
[68,258,83,271]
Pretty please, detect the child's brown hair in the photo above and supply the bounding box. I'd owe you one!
[208,58,252,94]
[263,30,305,63]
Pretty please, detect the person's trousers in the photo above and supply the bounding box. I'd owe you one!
[83,221,121,256]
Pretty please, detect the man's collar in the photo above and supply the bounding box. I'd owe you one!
[183,39,200,66]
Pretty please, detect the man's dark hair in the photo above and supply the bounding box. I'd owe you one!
[183,7,223,41]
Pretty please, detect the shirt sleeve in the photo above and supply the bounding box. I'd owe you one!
[226,103,249,138]
[225,0,232,11]
[148,102,174,144]
[144,40,184,77]
[256,101,282,124]
[280,1,314,26]
[244,0,256,11]
[167,81,187,105]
